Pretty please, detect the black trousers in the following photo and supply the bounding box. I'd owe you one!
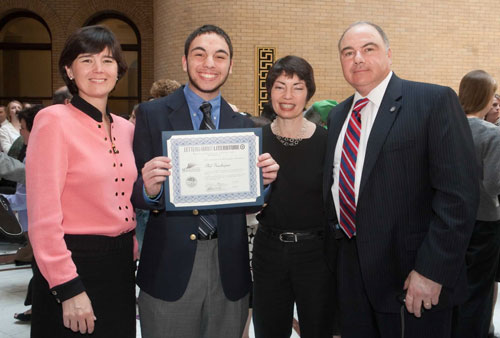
[252,227,335,338]
[337,237,453,338]
[31,232,136,338]
[452,219,500,338]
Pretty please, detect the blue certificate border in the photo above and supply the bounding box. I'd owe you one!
[162,128,263,211]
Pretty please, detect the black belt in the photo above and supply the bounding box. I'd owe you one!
[258,226,324,243]
[198,232,218,241]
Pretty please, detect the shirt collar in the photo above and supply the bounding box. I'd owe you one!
[354,71,393,108]
[183,83,221,129]
[70,95,113,123]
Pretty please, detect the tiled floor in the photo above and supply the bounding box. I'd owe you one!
[0,244,498,337]
[0,240,295,338]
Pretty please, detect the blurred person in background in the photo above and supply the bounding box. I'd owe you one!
[149,78,181,99]
[10,104,44,321]
[485,93,500,126]
[6,100,22,129]
[129,104,139,125]
[485,92,500,338]
[452,71,500,338]
[0,100,21,153]
[53,86,73,105]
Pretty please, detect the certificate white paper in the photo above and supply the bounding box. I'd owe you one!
[162,129,263,210]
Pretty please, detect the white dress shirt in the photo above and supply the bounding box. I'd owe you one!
[0,120,20,153]
[332,71,393,223]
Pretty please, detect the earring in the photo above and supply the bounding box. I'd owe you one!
[69,76,74,80]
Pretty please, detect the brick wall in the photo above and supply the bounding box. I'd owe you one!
[2,0,499,115]
[153,0,500,114]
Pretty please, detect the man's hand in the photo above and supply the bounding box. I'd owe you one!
[62,291,96,334]
[403,269,442,318]
[142,156,172,198]
[257,153,279,185]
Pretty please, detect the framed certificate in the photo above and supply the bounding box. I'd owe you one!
[162,128,263,210]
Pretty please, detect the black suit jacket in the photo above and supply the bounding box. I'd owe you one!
[132,87,253,301]
[323,74,479,312]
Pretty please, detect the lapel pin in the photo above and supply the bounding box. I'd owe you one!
[390,106,396,112]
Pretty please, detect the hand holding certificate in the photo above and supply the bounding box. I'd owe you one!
[162,128,270,210]
[141,157,171,199]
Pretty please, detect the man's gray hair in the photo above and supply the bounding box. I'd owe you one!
[53,86,73,105]
[338,21,390,51]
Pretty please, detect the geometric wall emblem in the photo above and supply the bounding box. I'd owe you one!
[255,46,276,115]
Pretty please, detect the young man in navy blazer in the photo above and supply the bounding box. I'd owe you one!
[324,21,479,338]
[131,25,279,337]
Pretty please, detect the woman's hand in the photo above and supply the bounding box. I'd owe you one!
[257,153,279,185]
[62,291,96,334]
[142,156,172,198]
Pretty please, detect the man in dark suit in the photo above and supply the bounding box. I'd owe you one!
[131,25,278,337]
[324,21,479,338]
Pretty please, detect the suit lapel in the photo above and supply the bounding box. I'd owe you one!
[167,88,194,131]
[359,75,403,197]
[218,98,237,129]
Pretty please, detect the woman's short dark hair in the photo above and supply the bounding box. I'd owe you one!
[17,104,44,132]
[266,55,316,102]
[459,70,497,115]
[58,25,128,95]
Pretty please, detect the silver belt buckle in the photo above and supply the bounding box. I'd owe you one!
[279,232,297,243]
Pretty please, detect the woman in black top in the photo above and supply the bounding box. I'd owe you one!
[252,55,336,338]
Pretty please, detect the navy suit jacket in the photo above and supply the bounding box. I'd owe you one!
[323,74,479,312]
[132,87,253,301]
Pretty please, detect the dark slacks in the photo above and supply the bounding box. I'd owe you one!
[252,228,334,338]
[31,232,136,338]
[337,237,453,338]
[452,219,500,338]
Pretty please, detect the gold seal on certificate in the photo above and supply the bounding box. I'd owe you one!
[162,128,263,210]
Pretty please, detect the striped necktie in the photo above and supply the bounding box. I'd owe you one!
[198,210,217,239]
[338,98,369,238]
[197,101,217,238]
[199,102,215,130]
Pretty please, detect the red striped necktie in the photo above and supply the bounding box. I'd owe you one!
[338,98,369,238]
